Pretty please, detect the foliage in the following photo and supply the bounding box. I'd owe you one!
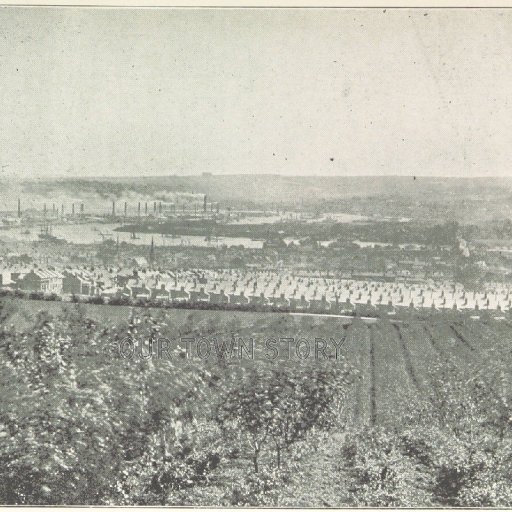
[216,363,350,474]
[340,356,512,507]
[341,426,434,507]
[0,304,511,506]
[0,308,215,505]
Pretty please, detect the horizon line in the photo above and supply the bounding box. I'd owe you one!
[5,173,512,180]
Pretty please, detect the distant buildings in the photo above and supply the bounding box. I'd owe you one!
[18,269,63,294]
[2,264,512,313]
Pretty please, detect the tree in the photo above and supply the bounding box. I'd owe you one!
[401,359,512,507]
[339,356,512,507]
[216,363,350,474]
[0,314,116,504]
[0,308,223,505]
[340,426,434,507]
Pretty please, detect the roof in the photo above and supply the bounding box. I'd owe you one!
[28,269,64,280]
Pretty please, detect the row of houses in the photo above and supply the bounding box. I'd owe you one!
[3,266,512,312]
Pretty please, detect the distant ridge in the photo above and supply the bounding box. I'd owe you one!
[10,174,512,207]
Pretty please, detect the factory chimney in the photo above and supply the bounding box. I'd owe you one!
[154,201,157,213]
[145,202,148,214]
[203,195,207,212]
[72,203,75,216]
[112,201,116,217]
[138,202,141,217]
[124,202,127,218]
[80,203,84,214]
[17,198,21,218]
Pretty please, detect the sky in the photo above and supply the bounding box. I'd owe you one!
[1,7,512,179]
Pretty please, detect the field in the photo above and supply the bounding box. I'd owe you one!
[1,297,511,506]
[4,298,511,428]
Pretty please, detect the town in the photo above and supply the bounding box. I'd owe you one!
[3,265,512,315]
[2,180,512,318]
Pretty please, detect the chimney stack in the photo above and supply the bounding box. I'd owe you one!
[17,198,21,218]
[112,200,116,217]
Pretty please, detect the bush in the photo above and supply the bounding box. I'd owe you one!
[88,295,105,305]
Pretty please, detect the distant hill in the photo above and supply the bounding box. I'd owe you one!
[13,174,512,203]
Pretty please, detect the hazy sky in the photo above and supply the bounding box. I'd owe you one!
[1,7,512,178]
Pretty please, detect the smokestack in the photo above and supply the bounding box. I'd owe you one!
[80,203,84,214]
[159,202,162,214]
[17,198,21,218]
[153,201,157,213]
[72,203,75,216]
[145,202,148,214]
[61,204,64,216]
[203,195,207,212]
[43,203,47,216]
[124,202,127,218]
[138,202,141,217]
[112,201,116,217]
[52,203,56,214]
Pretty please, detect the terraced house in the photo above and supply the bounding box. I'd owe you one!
[18,268,64,294]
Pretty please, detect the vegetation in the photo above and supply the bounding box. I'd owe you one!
[0,299,510,506]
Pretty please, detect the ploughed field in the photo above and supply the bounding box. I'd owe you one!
[212,310,512,428]
[3,298,511,428]
[340,316,512,426]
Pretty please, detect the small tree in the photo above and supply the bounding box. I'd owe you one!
[217,363,350,474]
[340,426,434,507]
